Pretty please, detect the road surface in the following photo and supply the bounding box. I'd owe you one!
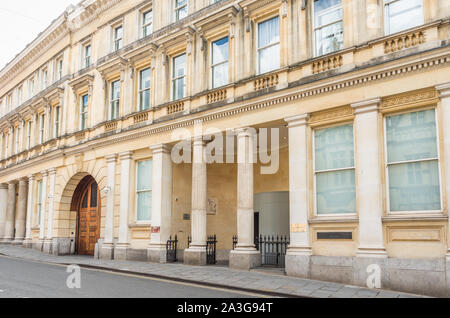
[0,255,262,298]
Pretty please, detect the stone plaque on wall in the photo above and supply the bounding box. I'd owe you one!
[207,198,218,215]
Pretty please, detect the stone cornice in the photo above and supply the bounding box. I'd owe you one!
[0,33,449,179]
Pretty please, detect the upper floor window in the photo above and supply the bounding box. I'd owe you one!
[211,37,229,89]
[80,94,88,130]
[314,124,356,215]
[37,180,43,226]
[84,44,91,68]
[26,121,31,149]
[39,113,45,144]
[41,69,48,90]
[110,80,120,120]
[14,127,19,154]
[114,26,123,51]
[136,159,152,222]
[258,16,280,74]
[175,0,188,21]
[385,109,441,212]
[139,68,151,111]
[29,78,35,98]
[384,0,423,35]
[142,10,153,37]
[7,94,12,113]
[172,54,186,101]
[314,0,344,56]
[17,86,23,105]
[55,58,63,81]
[54,106,60,138]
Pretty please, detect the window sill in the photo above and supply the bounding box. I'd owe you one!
[128,222,151,229]
[382,213,448,222]
[309,216,358,224]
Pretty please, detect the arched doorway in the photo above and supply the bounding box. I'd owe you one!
[72,175,101,255]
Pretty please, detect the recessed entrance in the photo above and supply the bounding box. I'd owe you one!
[72,176,101,256]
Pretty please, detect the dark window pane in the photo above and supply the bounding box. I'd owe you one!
[82,191,88,208]
[90,183,98,207]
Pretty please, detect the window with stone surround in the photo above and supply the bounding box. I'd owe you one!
[54,106,60,138]
[136,159,152,222]
[172,53,186,101]
[385,109,441,212]
[384,0,423,35]
[110,80,120,120]
[175,0,188,21]
[113,25,123,52]
[36,180,43,226]
[211,37,229,89]
[139,68,151,111]
[39,113,45,144]
[80,94,88,130]
[142,10,153,37]
[257,16,280,75]
[313,0,344,57]
[314,123,356,215]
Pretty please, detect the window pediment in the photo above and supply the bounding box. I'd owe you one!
[194,6,238,35]
[69,74,94,94]
[97,56,127,81]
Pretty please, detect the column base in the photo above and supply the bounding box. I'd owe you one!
[184,246,207,266]
[285,247,312,278]
[23,239,33,249]
[99,243,114,260]
[35,239,45,251]
[12,238,25,245]
[42,239,53,254]
[114,244,130,261]
[229,249,261,270]
[1,238,14,244]
[147,244,167,263]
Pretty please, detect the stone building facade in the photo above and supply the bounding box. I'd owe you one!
[1,0,450,296]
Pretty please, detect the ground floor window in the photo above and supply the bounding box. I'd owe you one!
[314,123,356,215]
[385,108,441,212]
[136,160,152,222]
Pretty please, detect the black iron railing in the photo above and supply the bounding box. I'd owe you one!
[166,235,178,263]
[206,235,217,265]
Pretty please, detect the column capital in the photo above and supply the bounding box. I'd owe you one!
[47,168,56,176]
[105,153,117,163]
[19,178,28,184]
[192,135,206,146]
[436,83,450,98]
[119,151,133,160]
[7,180,17,185]
[234,127,255,138]
[284,114,309,128]
[28,174,36,181]
[0,183,8,189]
[351,98,381,114]
[150,144,171,155]
[41,170,48,177]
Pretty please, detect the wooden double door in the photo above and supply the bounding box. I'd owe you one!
[77,179,101,255]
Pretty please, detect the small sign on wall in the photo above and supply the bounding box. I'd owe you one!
[290,223,307,233]
[207,198,218,215]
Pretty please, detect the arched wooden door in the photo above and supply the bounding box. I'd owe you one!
[77,179,101,255]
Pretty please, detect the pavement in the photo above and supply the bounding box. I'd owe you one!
[0,245,427,298]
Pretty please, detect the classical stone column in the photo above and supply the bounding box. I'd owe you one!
[351,98,386,258]
[0,183,8,241]
[115,151,133,260]
[284,114,312,278]
[4,182,17,242]
[43,168,56,254]
[229,128,261,270]
[436,84,450,261]
[37,170,48,251]
[148,144,173,263]
[100,154,117,259]
[13,179,28,244]
[23,175,35,248]
[184,137,208,265]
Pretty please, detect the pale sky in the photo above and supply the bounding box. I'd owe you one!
[0,0,77,70]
